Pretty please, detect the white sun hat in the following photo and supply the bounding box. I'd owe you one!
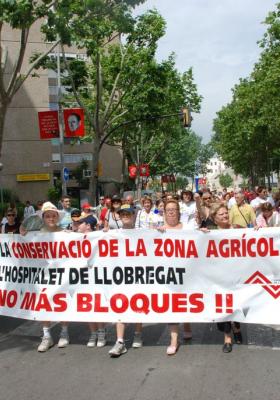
[41,201,65,221]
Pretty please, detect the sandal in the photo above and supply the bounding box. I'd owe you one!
[166,345,178,355]
[233,331,243,344]
[183,332,192,340]
[222,343,232,353]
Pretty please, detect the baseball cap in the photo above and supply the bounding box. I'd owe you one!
[82,203,91,209]
[78,214,97,225]
[117,204,135,214]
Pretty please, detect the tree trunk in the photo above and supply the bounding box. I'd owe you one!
[90,51,103,206]
[0,102,8,158]
[90,136,101,206]
[120,153,126,197]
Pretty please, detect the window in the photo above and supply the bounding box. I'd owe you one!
[52,153,93,164]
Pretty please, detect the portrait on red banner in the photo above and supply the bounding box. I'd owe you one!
[139,164,150,177]
[38,111,59,139]
[63,108,85,137]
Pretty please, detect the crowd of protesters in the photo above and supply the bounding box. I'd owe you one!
[1,185,280,356]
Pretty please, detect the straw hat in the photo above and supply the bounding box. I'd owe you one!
[41,202,65,221]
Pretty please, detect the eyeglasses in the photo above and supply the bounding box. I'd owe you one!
[165,208,178,213]
[7,214,15,217]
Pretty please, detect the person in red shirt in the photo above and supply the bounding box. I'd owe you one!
[99,197,111,228]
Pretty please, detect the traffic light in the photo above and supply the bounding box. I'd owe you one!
[182,107,191,128]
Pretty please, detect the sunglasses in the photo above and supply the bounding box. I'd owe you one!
[7,214,15,217]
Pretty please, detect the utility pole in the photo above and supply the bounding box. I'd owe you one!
[57,43,67,195]
[0,163,3,210]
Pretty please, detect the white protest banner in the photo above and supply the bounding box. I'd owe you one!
[1,228,280,323]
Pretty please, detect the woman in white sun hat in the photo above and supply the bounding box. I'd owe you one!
[37,202,72,352]
[21,202,69,352]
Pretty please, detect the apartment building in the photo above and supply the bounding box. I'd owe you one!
[1,21,122,204]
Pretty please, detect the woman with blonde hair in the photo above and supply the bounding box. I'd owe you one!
[135,196,154,229]
[205,203,242,353]
[159,199,192,355]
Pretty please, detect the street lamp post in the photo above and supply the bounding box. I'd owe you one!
[0,163,3,211]
[56,43,67,196]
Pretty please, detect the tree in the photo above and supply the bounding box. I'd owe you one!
[56,8,202,202]
[219,173,233,189]
[212,2,280,186]
[115,60,202,191]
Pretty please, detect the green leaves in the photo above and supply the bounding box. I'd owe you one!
[219,173,233,189]
[212,2,280,183]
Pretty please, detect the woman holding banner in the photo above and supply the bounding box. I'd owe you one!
[37,202,68,352]
[208,203,242,353]
[159,199,192,355]
[108,204,141,357]
[103,195,123,231]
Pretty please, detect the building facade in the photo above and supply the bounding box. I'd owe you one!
[205,155,243,191]
[1,22,122,204]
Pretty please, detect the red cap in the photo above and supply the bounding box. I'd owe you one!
[82,203,91,209]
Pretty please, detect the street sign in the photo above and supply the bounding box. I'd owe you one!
[63,167,70,182]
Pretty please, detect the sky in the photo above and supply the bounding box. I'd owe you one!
[134,0,277,142]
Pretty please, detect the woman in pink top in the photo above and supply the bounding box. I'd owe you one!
[256,202,280,227]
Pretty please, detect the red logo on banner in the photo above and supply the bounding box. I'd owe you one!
[129,165,137,179]
[139,164,150,177]
[63,108,85,137]
[38,111,59,139]
[245,271,280,299]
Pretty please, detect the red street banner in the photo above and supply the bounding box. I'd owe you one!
[129,165,137,179]
[198,178,206,185]
[63,108,85,137]
[139,164,150,177]
[161,174,175,183]
[38,111,59,139]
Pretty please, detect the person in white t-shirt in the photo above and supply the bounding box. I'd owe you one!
[179,190,196,226]
[135,196,154,229]
[250,186,273,217]
[24,201,35,219]
[152,199,165,227]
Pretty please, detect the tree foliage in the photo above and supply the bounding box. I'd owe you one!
[1,0,203,201]
[219,173,233,189]
[56,7,202,200]
[212,2,280,185]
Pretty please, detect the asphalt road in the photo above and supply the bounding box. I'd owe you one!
[0,317,280,400]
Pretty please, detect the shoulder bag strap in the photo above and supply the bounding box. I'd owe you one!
[237,204,249,226]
